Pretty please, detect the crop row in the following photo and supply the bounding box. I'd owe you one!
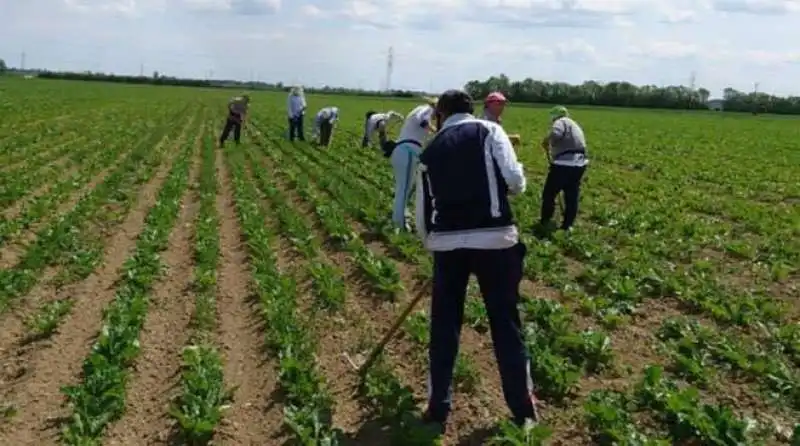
[0,106,194,314]
[169,122,234,443]
[245,114,796,444]
[60,111,197,443]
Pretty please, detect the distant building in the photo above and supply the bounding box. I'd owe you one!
[708,99,724,111]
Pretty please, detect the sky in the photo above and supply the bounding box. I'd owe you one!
[2,0,800,98]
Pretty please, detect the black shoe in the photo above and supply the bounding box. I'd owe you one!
[512,393,542,426]
[531,222,556,239]
[420,409,446,436]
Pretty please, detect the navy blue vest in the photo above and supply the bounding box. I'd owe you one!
[419,120,514,234]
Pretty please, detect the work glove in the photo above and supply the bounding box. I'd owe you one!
[508,133,521,148]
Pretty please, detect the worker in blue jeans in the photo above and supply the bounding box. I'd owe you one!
[287,86,306,141]
[415,89,540,436]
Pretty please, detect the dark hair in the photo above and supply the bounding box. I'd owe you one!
[436,90,474,116]
[365,111,376,119]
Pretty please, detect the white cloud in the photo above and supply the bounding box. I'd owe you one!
[712,0,800,14]
[301,4,321,16]
[2,0,800,98]
[742,49,800,64]
[659,8,699,22]
[63,0,145,14]
[631,41,701,59]
[182,0,230,11]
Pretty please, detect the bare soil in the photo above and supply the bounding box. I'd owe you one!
[214,146,284,446]
[104,129,203,445]
[0,128,184,446]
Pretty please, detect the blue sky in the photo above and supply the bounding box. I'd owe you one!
[2,0,800,98]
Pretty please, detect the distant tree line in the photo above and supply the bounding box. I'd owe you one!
[464,74,800,115]
[7,68,426,99]
[3,64,800,115]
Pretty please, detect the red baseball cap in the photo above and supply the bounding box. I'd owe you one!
[485,92,507,104]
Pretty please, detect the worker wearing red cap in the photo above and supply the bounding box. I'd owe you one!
[482,92,507,124]
[482,92,521,147]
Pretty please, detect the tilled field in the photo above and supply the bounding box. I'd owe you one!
[0,79,798,446]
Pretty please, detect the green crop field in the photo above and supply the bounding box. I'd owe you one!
[0,78,798,446]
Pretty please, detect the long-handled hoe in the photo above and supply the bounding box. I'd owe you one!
[343,280,432,380]
[543,148,566,216]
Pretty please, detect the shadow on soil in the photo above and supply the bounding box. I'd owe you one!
[337,418,498,446]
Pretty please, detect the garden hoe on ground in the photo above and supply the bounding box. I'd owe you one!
[343,280,432,381]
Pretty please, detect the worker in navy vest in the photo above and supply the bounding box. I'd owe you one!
[415,90,540,435]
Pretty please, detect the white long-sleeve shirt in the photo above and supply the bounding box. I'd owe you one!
[415,113,526,251]
[364,111,404,143]
[316,106,339,124]
[287,94,306,118]
[397,104,435,146]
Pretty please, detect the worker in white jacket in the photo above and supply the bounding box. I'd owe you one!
[388,98,437,230]
[312,106,339,147]
[362,110,404,149]
[287,86,307,141]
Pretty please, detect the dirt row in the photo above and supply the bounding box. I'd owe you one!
[1,118,291,445]
[0,114,198,445]
[212,145,283,446]
[255,136,796,444]
[0,149,132,270]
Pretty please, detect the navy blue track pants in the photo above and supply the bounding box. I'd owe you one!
[427,242,536,423]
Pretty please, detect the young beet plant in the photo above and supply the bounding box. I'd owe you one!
[244,147,347,312]
[169,130,234,444]
[61,130,195,444]
[225,146,343,444]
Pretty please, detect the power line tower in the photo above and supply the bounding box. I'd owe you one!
[384,46,394,92]
[752,82,760,115]
[689,70,696,91]
[20,51,26,70]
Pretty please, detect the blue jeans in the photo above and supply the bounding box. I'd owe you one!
[288,115,304,141]
[390,143,418,228]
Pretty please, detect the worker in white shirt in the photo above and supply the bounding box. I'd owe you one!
[287,86,307,141]
[387,98,437,230]
[312,106,339,147]
[362,110,404,149]
[482,91,521,148]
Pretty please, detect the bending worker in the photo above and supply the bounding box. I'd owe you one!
[287,86,306,141]
[539,105,588,232]
[415,89,540,438]
[362,110,404,149]
[218,94,250,148]
[312,106,339,147]
[388,97,437,230]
